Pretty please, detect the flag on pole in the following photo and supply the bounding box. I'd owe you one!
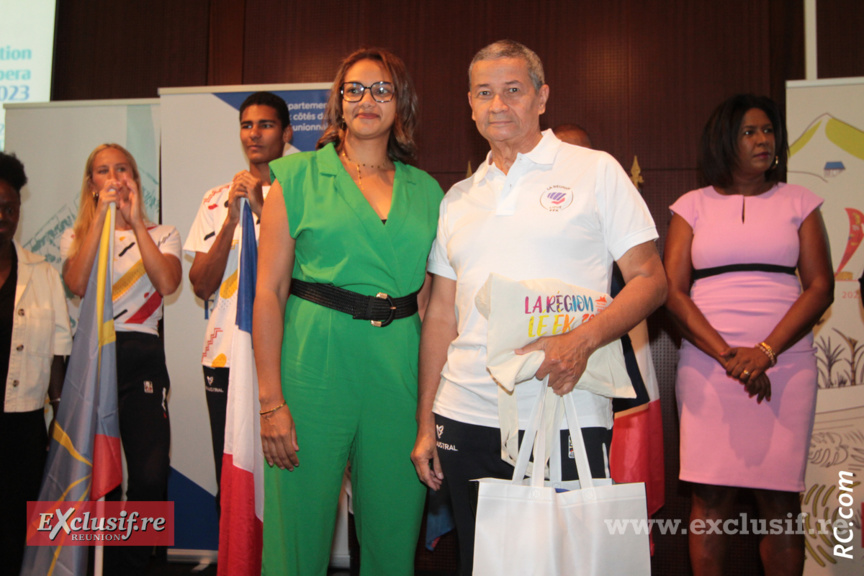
[217,202,263,576]
[21,207,123,576]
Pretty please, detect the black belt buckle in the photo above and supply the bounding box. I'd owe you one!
[371,292,396,327]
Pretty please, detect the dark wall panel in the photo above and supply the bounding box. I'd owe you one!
[232,0,810,184]
[626,1,773,171]
[53,0,210,100]
[818,0,864,79]
[209,0,246,85]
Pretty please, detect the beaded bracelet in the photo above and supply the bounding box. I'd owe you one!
[756,342,777,366]
[259,401,287,417]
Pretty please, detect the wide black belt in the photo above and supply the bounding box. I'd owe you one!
[692,263,797,281]
[290,279,419,327]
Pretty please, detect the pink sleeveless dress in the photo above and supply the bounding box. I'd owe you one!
[671,183,822,491]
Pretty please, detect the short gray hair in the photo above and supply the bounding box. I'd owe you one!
[469,40,545,91]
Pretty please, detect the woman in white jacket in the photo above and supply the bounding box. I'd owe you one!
[0,151,72,576]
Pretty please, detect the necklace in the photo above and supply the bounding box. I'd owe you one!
[341,150,387,170]
[341,150,388,192]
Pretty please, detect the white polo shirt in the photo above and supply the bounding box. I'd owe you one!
[184,183,269,368]
[184,148,299,368]
[428,130,658,430]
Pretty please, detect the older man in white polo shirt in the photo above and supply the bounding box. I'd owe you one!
[411,40,667,574]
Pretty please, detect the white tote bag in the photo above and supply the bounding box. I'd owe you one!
[473,273,635,466]
[473,385,651,576]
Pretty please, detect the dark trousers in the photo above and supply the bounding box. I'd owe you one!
[203,365,229,514]
[105,332,171,576]
[0,409,46,576]
[434,413,612,576]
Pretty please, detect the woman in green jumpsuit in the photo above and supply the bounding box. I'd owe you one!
[254,48,443,576]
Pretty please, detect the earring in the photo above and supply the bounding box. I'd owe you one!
[769,156,779,170]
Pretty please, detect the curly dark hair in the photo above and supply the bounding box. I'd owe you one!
[0,151,27,197]
[698,94,788,189]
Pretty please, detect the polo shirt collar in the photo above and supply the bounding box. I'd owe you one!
[475,129,559,183]
[524,129,560,166]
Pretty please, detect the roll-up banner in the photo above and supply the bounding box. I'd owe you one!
[787,77,864,575]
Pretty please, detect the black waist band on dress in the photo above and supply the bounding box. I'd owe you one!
[290,279,420,327]
[692,263,797,281]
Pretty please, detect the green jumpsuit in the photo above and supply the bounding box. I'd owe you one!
[262,143,443,576]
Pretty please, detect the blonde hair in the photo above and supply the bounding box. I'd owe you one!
[68,143,144,258]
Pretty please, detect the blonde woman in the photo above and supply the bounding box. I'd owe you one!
[61,144,181,576]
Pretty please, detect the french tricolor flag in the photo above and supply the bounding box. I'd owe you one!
[611,320,665,520]
[217,202,263,575]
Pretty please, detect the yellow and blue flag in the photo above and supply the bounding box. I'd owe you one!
[21,208,123,575]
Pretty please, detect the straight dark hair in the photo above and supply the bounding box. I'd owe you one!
[698,94,788,189]
[240,91,291,129]
[317,47,418,164]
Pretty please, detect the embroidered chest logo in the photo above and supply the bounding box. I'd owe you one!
[539,185,573,212]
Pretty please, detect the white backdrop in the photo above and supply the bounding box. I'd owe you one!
[787,77,864,574]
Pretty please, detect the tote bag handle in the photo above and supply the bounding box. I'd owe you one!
[511,382,551,487]
[511,380,597,491]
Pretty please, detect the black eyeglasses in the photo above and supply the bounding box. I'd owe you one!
[340,82,395,103]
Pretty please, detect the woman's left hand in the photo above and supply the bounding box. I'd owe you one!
[744,373,772,403]
[722,346,773,400]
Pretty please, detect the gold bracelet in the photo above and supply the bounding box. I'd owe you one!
[756,342,777,366]
[259,401,287,416]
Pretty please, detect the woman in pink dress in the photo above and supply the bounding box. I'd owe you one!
[665,94,834,576]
